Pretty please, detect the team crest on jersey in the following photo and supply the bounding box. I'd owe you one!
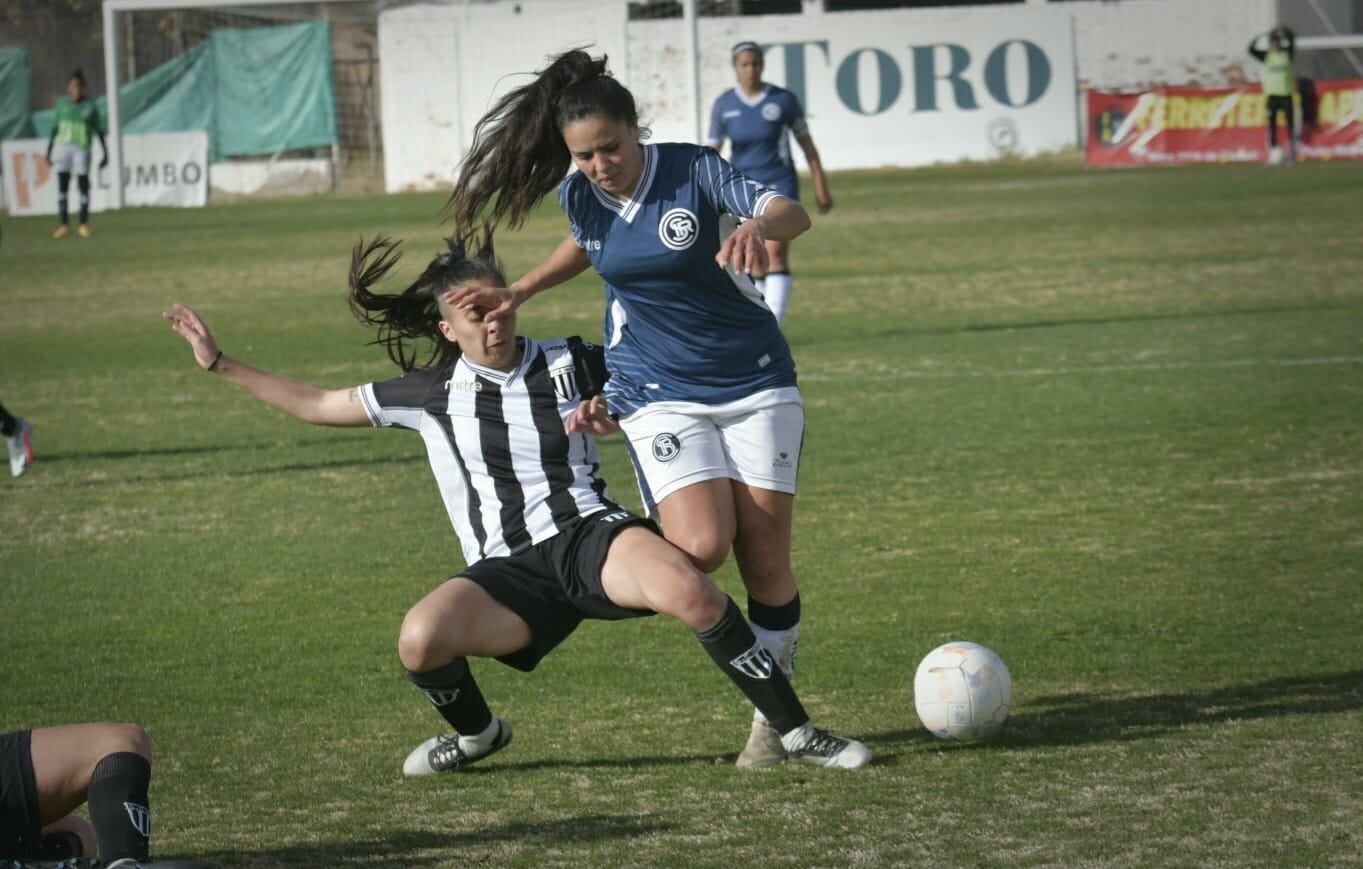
[652,433,682,462]
[550,365,579,402]
[761,102,781,122]
[658,208,699,251]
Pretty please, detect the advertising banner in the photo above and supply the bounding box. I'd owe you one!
[3,131,208,215]
[1086,81,1363,166]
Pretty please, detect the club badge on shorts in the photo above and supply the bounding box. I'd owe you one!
[652,433,682,462]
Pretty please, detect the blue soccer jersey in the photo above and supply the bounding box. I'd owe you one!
[706,85,808,195]
[557,142,797,416]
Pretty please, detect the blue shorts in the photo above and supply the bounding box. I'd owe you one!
[765,172,799,202]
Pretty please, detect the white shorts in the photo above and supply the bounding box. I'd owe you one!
[50,143,91,175]
[620,386,804,514]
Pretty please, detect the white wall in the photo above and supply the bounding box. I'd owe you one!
[1066,0,1277,91]
[379,0,626,193]
[378,0,1300,191]
[379,3,464,193]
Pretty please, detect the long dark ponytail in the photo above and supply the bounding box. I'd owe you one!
[347,233,506,372]
[444,49,644,233]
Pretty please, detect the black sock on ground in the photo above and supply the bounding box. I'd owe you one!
[87,751,151,862]
[747,592,800,632]
[0,403,15,436]
[57,172,71,225]
[696,597,808,734]
[405,657,494,735]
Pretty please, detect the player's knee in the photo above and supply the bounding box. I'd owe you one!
[659,566,727,628]
[105,723,152,761]
[398,607,450,672]
[671,533,730,574]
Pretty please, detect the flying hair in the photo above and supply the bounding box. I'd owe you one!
[347,232,506,372]
[444,48,645,233]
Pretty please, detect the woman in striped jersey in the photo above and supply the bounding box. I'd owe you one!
[164,236,869,774]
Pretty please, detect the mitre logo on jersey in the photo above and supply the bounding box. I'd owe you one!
[658,208,699,251]
[652,433,682,462]
[761,102,781,122]
[550,364,578,402]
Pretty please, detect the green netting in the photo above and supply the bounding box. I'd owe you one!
[31,20,335,161]
[0,45,33,142]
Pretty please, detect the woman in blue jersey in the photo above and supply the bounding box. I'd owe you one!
[445,50,826,769]
[706,41,833,325]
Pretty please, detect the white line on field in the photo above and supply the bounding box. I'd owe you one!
[802,355,1363,382]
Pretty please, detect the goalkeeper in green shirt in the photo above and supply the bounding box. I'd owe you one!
[1248,26,1297,165]
[45,69,107,238]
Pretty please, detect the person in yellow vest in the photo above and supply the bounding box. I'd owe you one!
[1248,26,1297,165]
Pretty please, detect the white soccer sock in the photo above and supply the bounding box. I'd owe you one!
[459,715,502,753]
[750,623,799,725]
[763,273,794,325]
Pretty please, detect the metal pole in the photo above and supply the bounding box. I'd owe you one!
[102,2,126,208]
[683,0,701,144]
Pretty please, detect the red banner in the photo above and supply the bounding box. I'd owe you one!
[1086,81,1363,166]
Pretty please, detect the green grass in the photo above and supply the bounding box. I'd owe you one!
[3,157,1362,866]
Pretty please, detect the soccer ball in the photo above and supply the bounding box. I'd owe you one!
[913,641,1012,742]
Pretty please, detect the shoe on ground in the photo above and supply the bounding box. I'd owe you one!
[78,224,92,237]
[7,417,33,477]
[53,225,70,238]
[736,718,786,769]
[784,724,872,770]
[403,717,512,776]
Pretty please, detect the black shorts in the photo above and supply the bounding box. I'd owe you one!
[0,729,41,859]
[461,508,658,672]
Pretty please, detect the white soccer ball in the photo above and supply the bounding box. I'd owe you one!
[913,641,1013,742]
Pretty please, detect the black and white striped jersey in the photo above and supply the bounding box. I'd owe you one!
[359,336,618,565]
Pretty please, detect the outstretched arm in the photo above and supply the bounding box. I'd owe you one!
[1248,35,1268,61]
[163,303,370,427]
[97,132,109,169]
[716,196,811,275]
[444,234,591,323]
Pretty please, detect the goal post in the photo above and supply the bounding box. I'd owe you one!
[100,0,373,208]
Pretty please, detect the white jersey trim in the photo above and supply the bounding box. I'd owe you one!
[734,85,771,108]
[590,143,659,225]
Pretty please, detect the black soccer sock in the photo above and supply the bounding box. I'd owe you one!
[696,597,808,735]
[57,171,71,225]
[405,657,494,735]
[748,592,800,632]
[77,174,91,224]
[87,751,151,862]
[0,403,15,436]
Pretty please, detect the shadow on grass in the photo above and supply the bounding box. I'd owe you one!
[793,302,1348,346]
[39,452,423,488]
[460,750,729,774]
[206,814,675,867]
[862,669,1363,761]
[39,433,375,464]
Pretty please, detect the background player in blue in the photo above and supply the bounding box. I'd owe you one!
[445,50,835,769]
[706,41,833,326]
[164,235,869,772]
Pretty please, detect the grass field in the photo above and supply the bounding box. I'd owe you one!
[3,157,1362,867]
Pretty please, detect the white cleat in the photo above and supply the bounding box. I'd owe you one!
[736,719,787,769]
[7,417,32,477]
[403,717,512,776]
[783,724,872,769]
